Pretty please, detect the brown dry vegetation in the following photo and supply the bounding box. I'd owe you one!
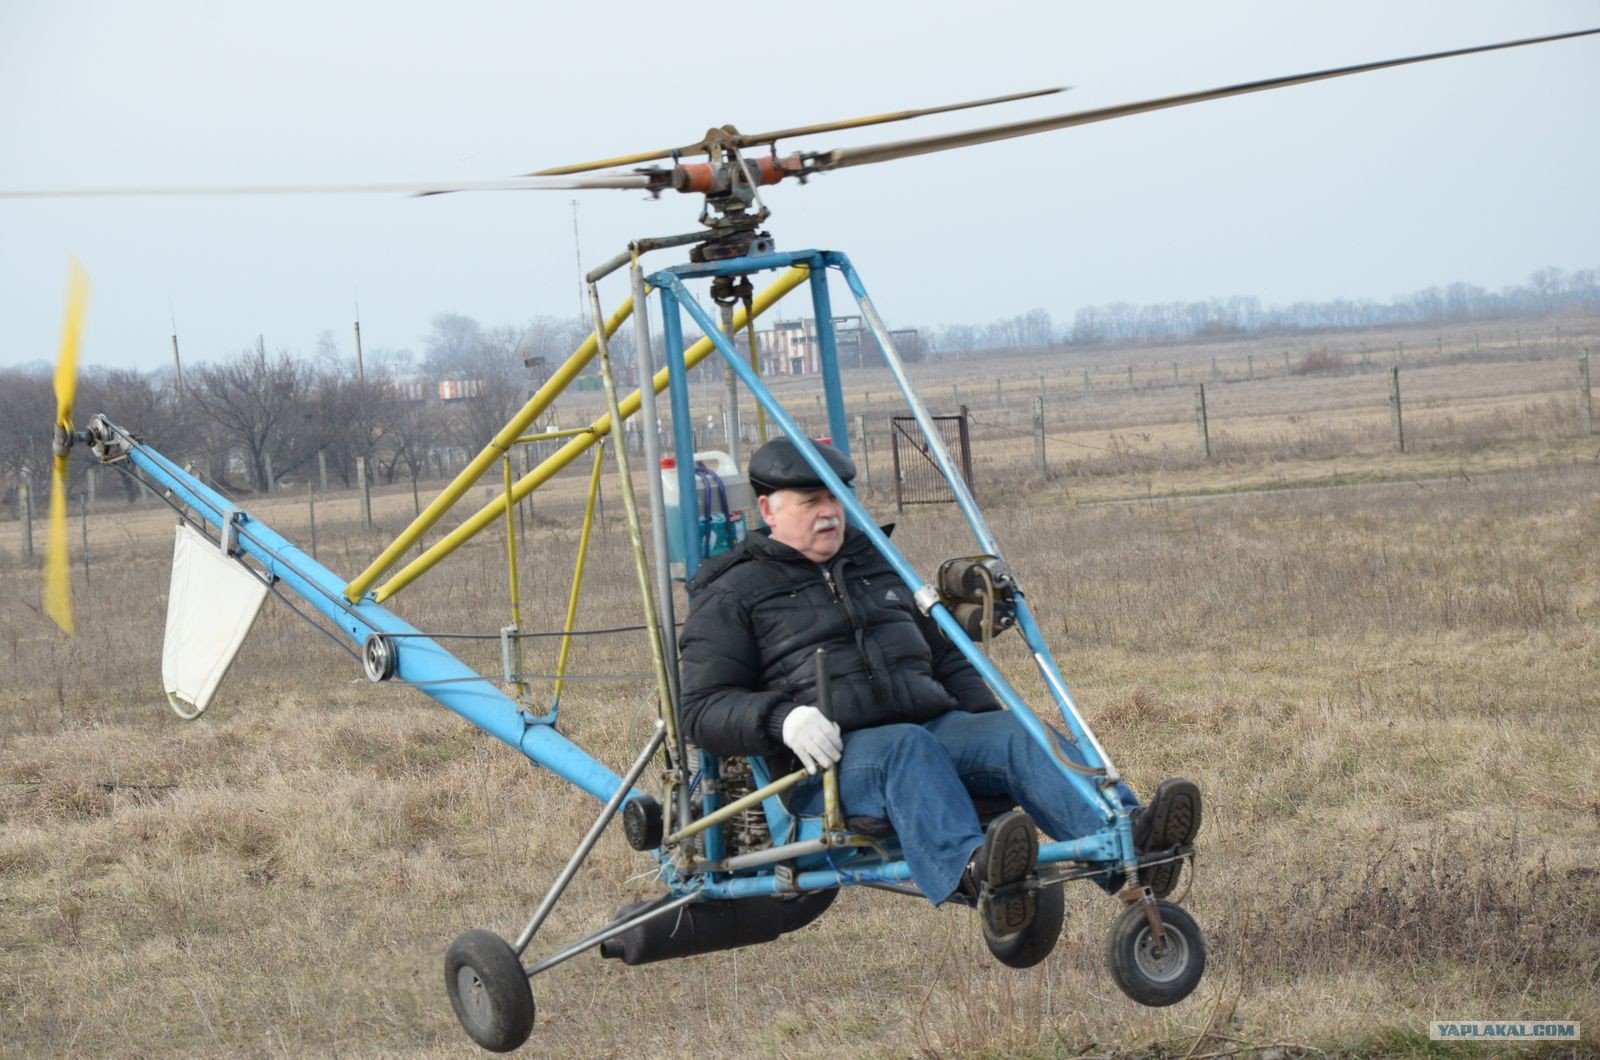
[3,315,1599,1058]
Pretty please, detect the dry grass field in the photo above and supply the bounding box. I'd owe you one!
[3,315,1598,1058]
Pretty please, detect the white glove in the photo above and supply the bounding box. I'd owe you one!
[781,705,843,775]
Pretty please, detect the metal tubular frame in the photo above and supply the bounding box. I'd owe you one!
[90,245,1145,927]
[645,249,1139,883]
[513,723,666,955]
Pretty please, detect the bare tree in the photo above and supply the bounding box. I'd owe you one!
[189,345,313,491]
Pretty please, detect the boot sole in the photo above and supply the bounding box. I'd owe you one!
[1140,779,1201,898]
[982,812,1038,936]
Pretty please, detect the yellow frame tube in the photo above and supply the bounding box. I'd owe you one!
[371,264,810,604]
[548,440,605,712]
[343,297,638,602]
[665,767,808,846]
[514,427,598,444]
[501,452,526,699]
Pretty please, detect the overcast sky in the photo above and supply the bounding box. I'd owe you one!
[2,1,1597,374]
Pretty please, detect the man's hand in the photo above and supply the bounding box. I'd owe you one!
[781,705,843,775]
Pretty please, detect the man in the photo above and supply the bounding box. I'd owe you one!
[679,437,1201,935]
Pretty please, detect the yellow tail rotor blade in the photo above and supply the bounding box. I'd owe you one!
[54,258,90,430]
[44,456,73,634]
[44,258,90,636]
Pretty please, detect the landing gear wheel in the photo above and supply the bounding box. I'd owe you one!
[444,929,535,1053]
[983,881,1065,968]
[1106,900,1205,1006]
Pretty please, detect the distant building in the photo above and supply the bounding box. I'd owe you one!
[755,316,899,375]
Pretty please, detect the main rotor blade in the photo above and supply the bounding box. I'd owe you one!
[0,175,653,200]
[816,26,1600,171]
[530,86,1068,176]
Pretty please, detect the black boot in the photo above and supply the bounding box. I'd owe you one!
[1130,777,1202,898]
[960,811,1038,935]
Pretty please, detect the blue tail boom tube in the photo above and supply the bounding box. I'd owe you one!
[119,435,636,806]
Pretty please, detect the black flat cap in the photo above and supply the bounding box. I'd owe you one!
[748,437,856,496]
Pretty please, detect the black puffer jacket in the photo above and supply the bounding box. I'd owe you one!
[679,525,1000,760]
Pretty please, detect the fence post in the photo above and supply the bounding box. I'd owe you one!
[1247,354,1254,381]
[1127,365,1135,390]
[307,483,318,561]
[957,405,974,489]
[19,474,33,559]
[357,456,373,527]
[79,491,90,589]
[1283,351,1291,373]
[855,413,871,491]
[1389,366,1406,452]
[1033,395,1047,475]
[1210,356,1218,381]
[1581,349,1594,437]
[318,449,328,491]
[1196,384,1211,459]
[891,420,905,513]
[995,378,1002,404]
[1082,369,1091,399]
[1171,362,1179,387]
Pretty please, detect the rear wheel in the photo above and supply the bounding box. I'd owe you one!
[444,929,535,1052]
[1105,900,1205,1006]
[982,882,1065,968]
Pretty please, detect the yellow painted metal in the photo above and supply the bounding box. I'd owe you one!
[665,767,808,846]
[513,427,598,444]
[371,264,810,604]
[744,304,767,443]
[822,767,845,834]
[549,442,605,711]
[342,296,638,602]
[501,452,526,700]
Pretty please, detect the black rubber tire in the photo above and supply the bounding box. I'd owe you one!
[1105,900,1205,1006]
[444,929,535,1053]
[983,881,1066,968]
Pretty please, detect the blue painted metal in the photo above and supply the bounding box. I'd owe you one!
[123,440,637,807]
[647,271,1118,824]
[699,833,1118,900]
[665,250,821,280]
[656,286,703,581]
[807,267,851,454]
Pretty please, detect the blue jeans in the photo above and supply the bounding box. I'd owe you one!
[789,710,1139,905]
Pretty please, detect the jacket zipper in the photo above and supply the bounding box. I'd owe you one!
[821,565,882,692]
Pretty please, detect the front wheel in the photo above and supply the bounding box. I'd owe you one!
[1105,900,1205,1006]
[983,882,1066,968]
[444,929,535,1052]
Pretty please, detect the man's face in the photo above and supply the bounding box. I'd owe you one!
[759,487,845,563]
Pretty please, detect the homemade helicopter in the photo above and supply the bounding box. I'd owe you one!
[18,27,1599,1052]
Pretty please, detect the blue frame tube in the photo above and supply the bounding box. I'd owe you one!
[656,287,703,581]
[806,268,851,454]
[827,253,1125,802]
[699,833,1119,900]
[647,272,1115,824]
[123,438,634,806]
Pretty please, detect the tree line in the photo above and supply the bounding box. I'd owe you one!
[4,265,1594,506]
[930,265,1600,353]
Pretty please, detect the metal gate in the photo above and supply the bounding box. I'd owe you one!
[890,406,972,512]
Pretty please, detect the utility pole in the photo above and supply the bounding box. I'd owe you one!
[171,334,184,400]
[570,200,585,321]
[353,300,366,381]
